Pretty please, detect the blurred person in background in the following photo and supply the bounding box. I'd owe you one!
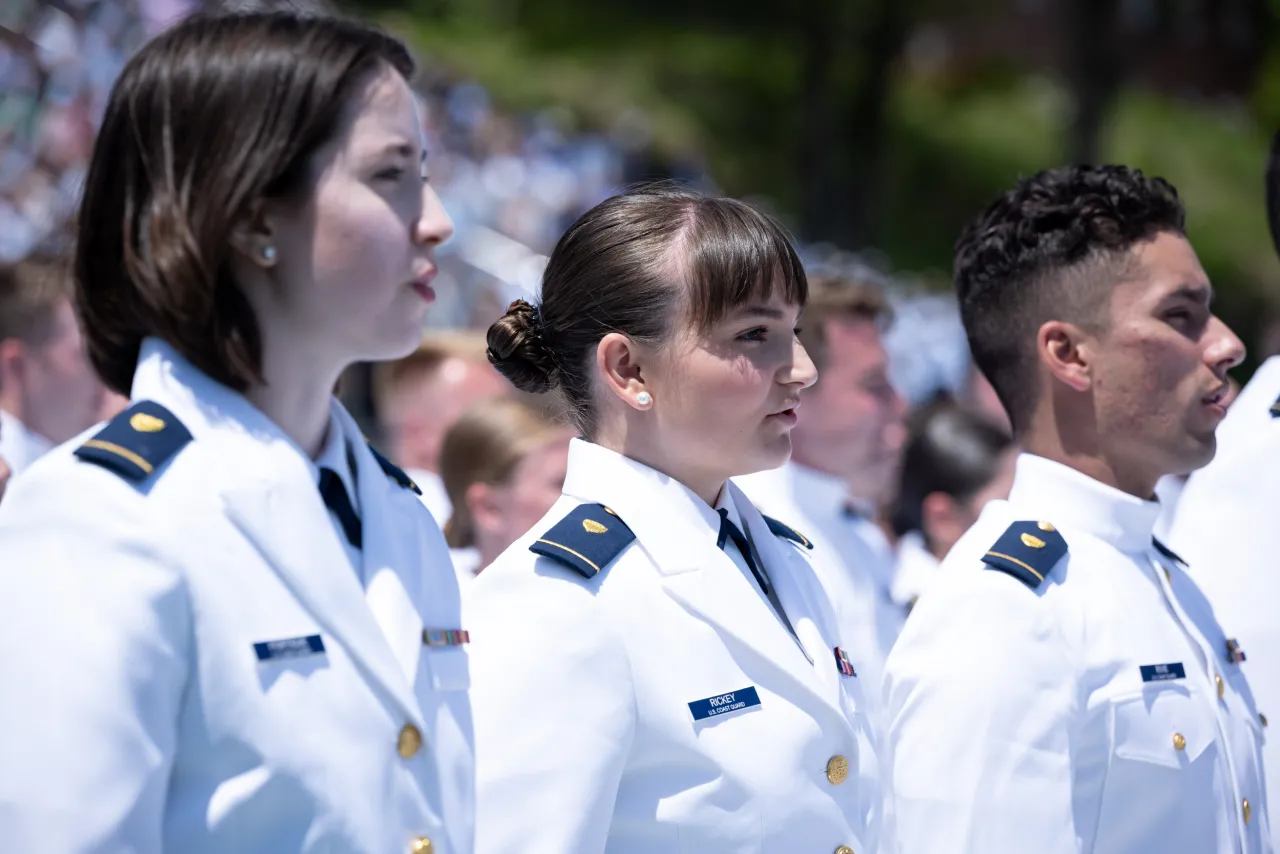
[0,253,105,476]
[0,12,473,853]
[469,185,883,854]
[375,330,510,523]
[735,271,908,706]
[889,399,1016,609]
[1161,131,1280,851]
[439,395,572,584]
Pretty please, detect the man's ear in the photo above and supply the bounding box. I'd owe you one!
[0,337,28,391]
[1038,319,1094,393]
[595,332,651,411]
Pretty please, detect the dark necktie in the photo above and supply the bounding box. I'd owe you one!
[319,467,362,550]
[717,508,801,645]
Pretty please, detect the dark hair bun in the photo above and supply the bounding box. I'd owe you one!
[486,299,558,394]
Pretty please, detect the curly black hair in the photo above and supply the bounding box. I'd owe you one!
[954,165,1185,434]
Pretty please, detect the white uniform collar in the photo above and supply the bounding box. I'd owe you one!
[560,438,754,574]
[1007,453,1161,554]
[0,407,53,475]
[312,411,358,511]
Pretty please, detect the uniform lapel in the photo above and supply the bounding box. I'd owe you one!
[222,446,426,733]
[342,413,431,696]
[733,484,848,711]
[562,441,830,710]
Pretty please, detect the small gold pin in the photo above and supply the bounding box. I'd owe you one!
[1021,533,1046,549]
[583,519,608,534]
[129,412,165,433]
[603,507,618,517]
[1037,521,1056,532]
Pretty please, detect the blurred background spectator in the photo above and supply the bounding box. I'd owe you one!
[889,399,1017,609]
[372,332,510,523]
[0,251,106,476]
[439,396,572,584]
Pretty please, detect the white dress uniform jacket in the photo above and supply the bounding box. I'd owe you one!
[1164,355,1280,850]
[0,406,53,477]
[736,462,905,718]
[883,453,1270,854]
[467,439,882,854]
[0,338,474,854]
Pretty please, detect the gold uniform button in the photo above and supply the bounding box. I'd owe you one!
[835,847,855,854]
[397,723,422,759]
[1172,732,1186,751]
[1244,798,1252,824]
[826,754,849,785]
[410,837,433,853]
[1217,675,1226,700]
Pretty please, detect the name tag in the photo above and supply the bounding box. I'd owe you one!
[1140,662,1186,682]
[688,686,761,722]
[254,634,325,662]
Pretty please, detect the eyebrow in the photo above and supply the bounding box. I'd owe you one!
[732,304,787,320]
[380,142,429,163]
[1168,283,1214,305]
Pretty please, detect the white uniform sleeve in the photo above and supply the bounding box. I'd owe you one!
[883,571,1082,854]
[467,562,636,854]
[0,482,191,854]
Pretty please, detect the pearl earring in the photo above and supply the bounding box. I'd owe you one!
[636,391,652,407]
[261,245,276,263]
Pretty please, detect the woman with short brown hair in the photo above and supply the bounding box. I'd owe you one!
[0,11,472,853]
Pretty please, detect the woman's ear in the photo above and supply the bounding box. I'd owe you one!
[228,201,278,269]
[596,332,652,410]
[465,481,502,538]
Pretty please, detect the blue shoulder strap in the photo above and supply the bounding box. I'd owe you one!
[981,520,1067,589]
[368,444,422,495]
[763,515,813,550]
[1270,391,1280,418]
[73,401,192,486]
[530,503,635,579]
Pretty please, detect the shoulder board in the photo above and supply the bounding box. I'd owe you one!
[530,503,635,579]
[1152,537,1188,568]
[1270,392,1280,418]
[73,401,192,485]
[763,515,813,550]
[981,520,1067,589]
[367,444,421,495]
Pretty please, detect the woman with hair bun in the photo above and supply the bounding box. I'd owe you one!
[0,11,471,853]
[467,183,884,853]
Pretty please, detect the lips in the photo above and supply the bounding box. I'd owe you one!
[1202,384,1228,407]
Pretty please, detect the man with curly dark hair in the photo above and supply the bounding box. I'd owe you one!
[882,165,1268,853]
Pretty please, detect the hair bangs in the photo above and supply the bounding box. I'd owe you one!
[680,198,807,331]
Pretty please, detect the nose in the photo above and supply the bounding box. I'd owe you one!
[1205,314,1245,376]
[790,339,818,390]
[414,183,455,248]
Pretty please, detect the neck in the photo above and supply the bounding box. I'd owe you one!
[243,335,343,459]
[594,412,725,505]
[0,389,26,429]
[1022,405,1158,500]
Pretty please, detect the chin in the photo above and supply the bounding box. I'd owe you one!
[736,434,793,477]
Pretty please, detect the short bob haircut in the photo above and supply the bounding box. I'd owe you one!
[75,11,414,396]
[486,183,807,437]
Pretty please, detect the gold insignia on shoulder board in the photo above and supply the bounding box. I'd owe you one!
[129,412,166,433]
[583,519,608,534]
[1021,533,1046,549]
[1037,521,1055,532]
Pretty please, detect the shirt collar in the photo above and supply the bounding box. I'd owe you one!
[312,412,358,511]
[560,438,732,573]
[0,408,53,473]
[1007,453,1161,554]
